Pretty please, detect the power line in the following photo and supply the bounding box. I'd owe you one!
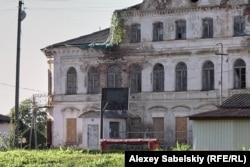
[0,82,46,93]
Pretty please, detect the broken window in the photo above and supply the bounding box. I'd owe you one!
[108,66,121,88]
[66,67,77,94]
[202,61,214,91]
[202,18,213,38]
[109,122,119,138]
[87,67,99,94]
[153,63,164,92]
[234,16,245,36]
[176,62,187,91]
[176,20,186,40]
[234,59,246,89]
[130,64,142,93]
[153,22,164,41]
[131,24,141,43]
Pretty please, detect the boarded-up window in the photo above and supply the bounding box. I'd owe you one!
[66,118,77,144]
[129,117,142,138]
[175,117,187,143]
[153,117,164,144]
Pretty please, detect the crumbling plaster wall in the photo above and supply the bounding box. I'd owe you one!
[48,0,250,148]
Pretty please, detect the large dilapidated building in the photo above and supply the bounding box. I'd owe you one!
[42,0,250,150]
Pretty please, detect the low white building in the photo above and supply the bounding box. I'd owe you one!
[189,94,250,150]
[42,0,250,149]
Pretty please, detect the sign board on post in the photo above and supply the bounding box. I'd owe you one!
[100,88,129,139]
[101,88,129,110]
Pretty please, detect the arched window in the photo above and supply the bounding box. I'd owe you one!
[88,67,99,94]
[66,67,77,94]
[108,66,121,88]
[131,24,141,43]
[176,62,187,91]
[202,61,214,91]
[234,59,246,89]
[153,64,164,92]
[176,20,186,40]
[130,64,142,93]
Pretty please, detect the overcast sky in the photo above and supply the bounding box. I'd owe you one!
[0,0,142,115]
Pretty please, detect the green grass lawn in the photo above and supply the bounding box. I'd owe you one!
[0,148,124,167]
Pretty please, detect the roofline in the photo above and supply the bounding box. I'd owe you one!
[41,28,110,51]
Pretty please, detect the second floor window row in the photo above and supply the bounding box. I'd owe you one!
[130,16,245,42]
[66,59,246,95]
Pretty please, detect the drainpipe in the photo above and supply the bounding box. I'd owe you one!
[215,43,228,106]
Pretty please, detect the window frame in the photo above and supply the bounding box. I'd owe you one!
[153,22,164,41]
[107,66,121,88]
[202,18,213,38]
[153,63,164,92]
[130,64,142,93]
[176,20,186,40]
[131,24,141,43]
[175,62,187,91]
[66,67,77,95]
[202,61,214,91]
[87,67,100,94]
[234,59,246,89]
[234,16,245,36]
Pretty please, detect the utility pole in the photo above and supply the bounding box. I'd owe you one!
[215,43,228,106]
[15,0,26,147]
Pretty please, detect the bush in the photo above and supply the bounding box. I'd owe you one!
[171,141,192,151]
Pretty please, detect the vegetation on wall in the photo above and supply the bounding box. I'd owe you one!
[79,10,125,51]
[108,10,125,46]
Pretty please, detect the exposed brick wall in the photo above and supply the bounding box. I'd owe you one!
[220,0,229,8]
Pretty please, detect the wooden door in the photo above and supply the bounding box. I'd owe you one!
[153,117,164,144]
[175,117,187,143]
[66,118,76,144]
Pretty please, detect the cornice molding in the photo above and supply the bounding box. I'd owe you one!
[44,47,104,57]
[121,5,246,18]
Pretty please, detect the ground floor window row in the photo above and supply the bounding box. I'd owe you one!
[65,117,191,147]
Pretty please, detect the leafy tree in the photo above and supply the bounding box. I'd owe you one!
[9,98,48,148]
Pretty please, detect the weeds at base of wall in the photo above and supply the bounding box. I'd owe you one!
[171,141,192,151]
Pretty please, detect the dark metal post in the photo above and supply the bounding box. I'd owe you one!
[100,102,108,139]
[215,43,228,106]
[15,0,23,147]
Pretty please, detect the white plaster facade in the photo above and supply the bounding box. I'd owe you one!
[42,0,250,149]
